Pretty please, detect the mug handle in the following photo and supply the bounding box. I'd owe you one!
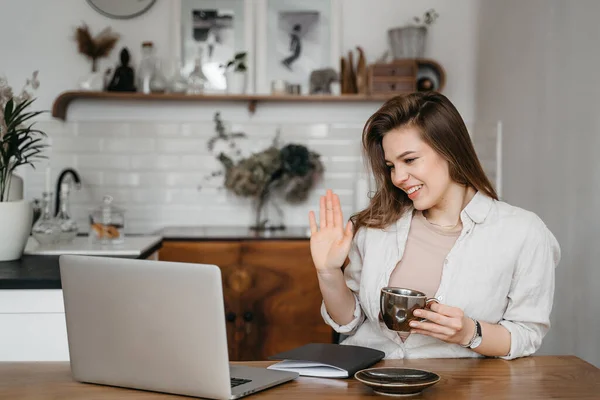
[419,298,440,322]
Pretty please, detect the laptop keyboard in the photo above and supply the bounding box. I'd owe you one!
[231,377,252,388]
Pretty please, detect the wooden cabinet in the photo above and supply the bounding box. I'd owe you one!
[158,240,332,361]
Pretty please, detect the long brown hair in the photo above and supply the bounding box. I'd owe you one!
[350,92,498,233]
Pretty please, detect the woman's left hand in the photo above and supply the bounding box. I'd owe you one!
[409,302,475,346]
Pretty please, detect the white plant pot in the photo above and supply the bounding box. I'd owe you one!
[0,200,33,261]
[226,71,247,94]
[7,173,24,201]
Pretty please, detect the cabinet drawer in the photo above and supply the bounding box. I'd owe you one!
[0,290,64,313]
[370,78,416,94]
[370,62,417,78]
[0,313,69,361]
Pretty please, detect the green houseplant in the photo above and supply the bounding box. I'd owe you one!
[0,71,48,261]
[222,52,248,94]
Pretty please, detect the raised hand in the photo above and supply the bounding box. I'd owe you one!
[308,189,354,273]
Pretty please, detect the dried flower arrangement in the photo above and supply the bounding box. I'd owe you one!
[201,112,324,230]
[0,71,48,202]
[74,24,120,72]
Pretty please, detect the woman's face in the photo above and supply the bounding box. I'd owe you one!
[382,125,453,210]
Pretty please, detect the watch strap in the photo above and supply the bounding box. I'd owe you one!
[461,318,480,348]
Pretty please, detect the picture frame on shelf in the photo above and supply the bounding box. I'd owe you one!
[173,0,254,93]
[254,0,342,95]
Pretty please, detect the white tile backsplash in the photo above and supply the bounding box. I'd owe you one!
[129,123,180,137]
[77,155,131,170]
[28,114,371,234]
[51,137,102,152]
[155,138,210,154]
[104,138,155,153]
[76,122,130,137]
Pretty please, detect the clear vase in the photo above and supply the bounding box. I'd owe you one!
[187,48,207,94]
[31,192,61,245]
[55,183,78,243]
[250,194,285,232]
[166,59,188,93]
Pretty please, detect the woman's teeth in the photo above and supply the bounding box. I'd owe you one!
[407,185,423,195]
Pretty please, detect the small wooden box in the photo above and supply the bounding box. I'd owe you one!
[368,60,418,95]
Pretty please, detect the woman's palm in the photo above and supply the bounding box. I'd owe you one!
[308,190,353,272]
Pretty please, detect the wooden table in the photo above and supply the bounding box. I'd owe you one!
[1,356,598,399]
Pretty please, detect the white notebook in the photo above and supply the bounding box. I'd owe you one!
[267,343,385,379]
[268,360,349,378]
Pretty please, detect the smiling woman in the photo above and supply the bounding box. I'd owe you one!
[308,92,561,361]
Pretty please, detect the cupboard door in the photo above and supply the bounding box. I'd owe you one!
[158,241,242,360]
[239,240,332,360]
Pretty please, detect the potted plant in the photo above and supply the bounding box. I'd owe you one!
[0,71,48,261]
[388,8,439,59]
[199,113,324,231]
[223,52,248,94]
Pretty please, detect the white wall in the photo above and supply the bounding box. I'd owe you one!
[0,0,479,233]
[0,0,479,120]
[475,0,600,366]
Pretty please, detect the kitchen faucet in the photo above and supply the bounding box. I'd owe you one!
[55,168,81,216]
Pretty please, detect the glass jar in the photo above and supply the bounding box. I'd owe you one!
[89,195,125,245]
[149,58,168,93]
[137,41,164,94]
[32,192,61,245]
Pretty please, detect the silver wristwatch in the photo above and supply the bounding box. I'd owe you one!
[461,318,482,349]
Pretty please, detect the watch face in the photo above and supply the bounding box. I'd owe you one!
[471,336,483,349]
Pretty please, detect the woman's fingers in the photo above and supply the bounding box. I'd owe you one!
[409,321,454,336]
[344,219,354,238]
[314,190,348,232]
[326,190,334,227]
[413,309,451,326]
[333,193,343,228]
[410,329,448,341]
[319,195,326,229]
[308,211,317,234]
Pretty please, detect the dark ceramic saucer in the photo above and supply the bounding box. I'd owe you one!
[354,367,440,396]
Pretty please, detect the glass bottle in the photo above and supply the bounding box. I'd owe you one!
[186,48,207,94]
[31,192,61,245]
[55,183,78,243]
[89,195,125,245]
[137,41,158,94]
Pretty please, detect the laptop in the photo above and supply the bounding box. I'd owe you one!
[59,254,298,400]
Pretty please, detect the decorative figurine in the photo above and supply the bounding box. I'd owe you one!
[107,47,136,92]
[309,68,338,94]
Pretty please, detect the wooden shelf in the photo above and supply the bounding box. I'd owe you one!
[51,91,397,121]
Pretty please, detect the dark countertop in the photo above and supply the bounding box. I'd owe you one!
[0,240,162,290]
[0,255,64,289]
[1,226,311,290]
[158,226,311,241]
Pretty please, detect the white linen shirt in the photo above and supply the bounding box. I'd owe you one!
[321,192,561,360]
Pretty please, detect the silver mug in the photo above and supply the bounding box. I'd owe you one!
[380,287,439,332]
